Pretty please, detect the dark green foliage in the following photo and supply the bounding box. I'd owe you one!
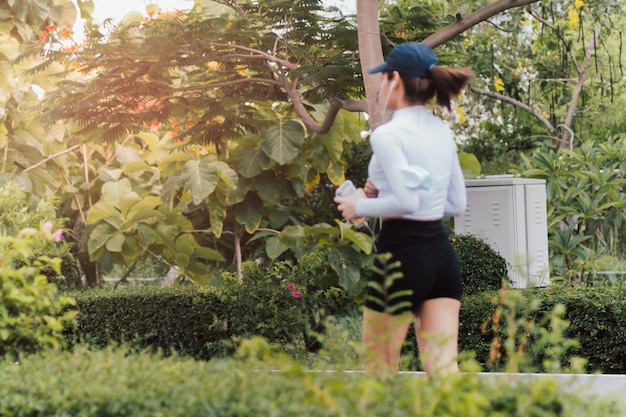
[29,242,82,289]
[0,344,623,416]
[459,287,626,374]
[451,233,511,295]
[65,269,355,359]
[63,281,626,374]
[528,286,626,374]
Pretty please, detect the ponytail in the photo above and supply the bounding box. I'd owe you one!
[430,66,473,110]
[399,66,473,109]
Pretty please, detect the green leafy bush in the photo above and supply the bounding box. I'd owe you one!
[0,344,622,416]
[452,233,510,294]
[0,181,80,288]
[0,226,77,360]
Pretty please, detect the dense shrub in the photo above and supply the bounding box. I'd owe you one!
[0,344,622,416]
[64,279,626,374]
[451,233,510,294]
[0,181,80,287]
[459,286,626,374]
[0,226,77,360]
[65,264,357,359]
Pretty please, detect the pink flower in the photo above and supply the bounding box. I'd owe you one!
[291,291,303,298]
[52,228,63,242]
[43,221,53,232]
[288,283,296,290]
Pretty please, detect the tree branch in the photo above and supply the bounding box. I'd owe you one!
[528,10,583,75]
[23,144,81,173]
[422,0,540,48]
[561,26,602,148]
[470,86,555,133]
[208,42,297,70]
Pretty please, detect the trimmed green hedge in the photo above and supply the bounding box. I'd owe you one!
[0,344,622,416]
[64,273,353,360]
[64,283,626,374]
[459,286,626,374]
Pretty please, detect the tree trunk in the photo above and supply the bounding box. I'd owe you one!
[357,0,384,130]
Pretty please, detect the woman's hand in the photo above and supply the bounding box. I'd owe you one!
[364,178,379,198]
[334,188,366,221]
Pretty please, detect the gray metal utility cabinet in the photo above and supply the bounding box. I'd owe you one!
[454,177,550,288]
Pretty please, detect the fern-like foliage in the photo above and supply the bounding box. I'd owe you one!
[38,0,363,147]
[366,252,413,316]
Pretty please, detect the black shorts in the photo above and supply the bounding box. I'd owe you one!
[365,219,463,315]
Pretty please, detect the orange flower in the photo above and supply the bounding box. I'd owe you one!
[60,27,71,38]
[207,61,222,71]
[39,31,48,42]
[45,23,55,31]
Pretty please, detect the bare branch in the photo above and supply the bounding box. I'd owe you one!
[470,86,555,133]
[23,144,81,173]
[561,26,602,148]
[208,42,297,70]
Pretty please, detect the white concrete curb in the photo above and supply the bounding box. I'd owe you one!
[398,371,626,402]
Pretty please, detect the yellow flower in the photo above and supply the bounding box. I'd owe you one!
[494,75,505,92]
[455,105,467,124]
[575,0,585,9]
[569,7,579,29]
[235,65,249,77]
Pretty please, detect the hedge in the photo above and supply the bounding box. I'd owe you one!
[0,344,622,417]
[64,283,626,374]
[64,272,353,360]
[459,286,626,374]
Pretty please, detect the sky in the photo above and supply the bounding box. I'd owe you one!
[74,0,354,41]
[86,0,353,23]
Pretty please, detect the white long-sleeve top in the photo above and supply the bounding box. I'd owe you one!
[355,105,467,220]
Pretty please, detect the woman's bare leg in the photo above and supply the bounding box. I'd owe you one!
[362,308,413,374]
[414,297,461,377]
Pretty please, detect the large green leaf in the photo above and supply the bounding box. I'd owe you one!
[87,223,117,259]
[86,201,119,225]
[278,225,307,248]
[266,235,288,259]
[115,146,143,164]
[207,192,226,238]
[137,223,157,245]
[238,148,269,178]
[458,151,481,178]
[126,197,164,224]
[192,246,226,262]
[180,158,219,205]
[254,171,283,203]
[105,233,125,252]
[337,221,372,254]
[215,161,238,189]
[101,179,133,209]
[121,235,139,264]
[260,120,306,165]
[326,161,346,186]
[234,193,263,234]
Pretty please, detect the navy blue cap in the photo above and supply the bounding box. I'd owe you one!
[368,42,438,78]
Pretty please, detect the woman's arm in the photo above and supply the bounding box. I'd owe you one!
[443,151,467,217]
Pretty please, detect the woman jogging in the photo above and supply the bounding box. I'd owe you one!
[334,42,472,376]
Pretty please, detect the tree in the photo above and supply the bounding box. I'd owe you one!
[458,0,625,170]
